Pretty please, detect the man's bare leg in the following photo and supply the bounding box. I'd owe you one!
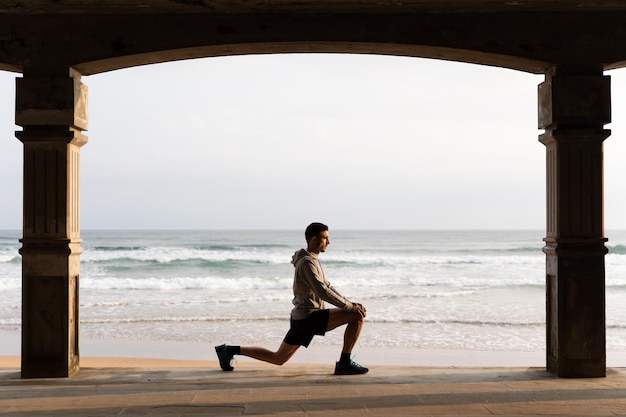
[217,309,366,373]
[326,308,368,374]
[239,342,300,365]
[326,308,365,354]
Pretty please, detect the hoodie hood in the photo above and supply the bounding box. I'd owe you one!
[291,248,316,266]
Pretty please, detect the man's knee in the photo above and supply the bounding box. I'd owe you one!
[273,356,289,366]
[273,344,299,365]
[262,354,288,366]
[350,311,365,325]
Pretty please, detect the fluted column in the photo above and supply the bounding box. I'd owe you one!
[538,65,610,378]
[15,67,88,378]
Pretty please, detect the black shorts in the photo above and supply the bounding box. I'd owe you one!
[283,309,330,348]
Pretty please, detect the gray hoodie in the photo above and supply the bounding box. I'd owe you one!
[290,248,354,320]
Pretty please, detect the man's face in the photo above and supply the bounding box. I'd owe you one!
[312,231,330,253]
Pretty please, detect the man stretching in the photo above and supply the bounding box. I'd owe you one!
[215,222,368,375]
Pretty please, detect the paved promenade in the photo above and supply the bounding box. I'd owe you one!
[2,358,626,416]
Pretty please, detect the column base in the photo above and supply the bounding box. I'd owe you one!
[20,239,81,378]
[548,358,606,378]
[544,238,607,379]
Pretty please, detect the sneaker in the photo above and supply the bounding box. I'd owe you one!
[215,344,234,371]
[334,359,369,375]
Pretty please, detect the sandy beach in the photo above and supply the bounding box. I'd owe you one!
[0,328,548,368]
[4,328,626,369]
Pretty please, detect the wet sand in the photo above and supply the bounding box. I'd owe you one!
[0,329,548,367]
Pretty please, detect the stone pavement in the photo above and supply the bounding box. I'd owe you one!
[2,362,626,416]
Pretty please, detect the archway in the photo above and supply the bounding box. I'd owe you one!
[0,51,612,374]
[1,2,619,377]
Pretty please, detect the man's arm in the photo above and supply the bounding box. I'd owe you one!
[302,258,355,311]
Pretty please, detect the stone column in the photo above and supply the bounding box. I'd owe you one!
[15,67,88,378]
[538,65,610,378]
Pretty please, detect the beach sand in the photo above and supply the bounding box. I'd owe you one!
[0,328,549,367]
[5,328,626,367]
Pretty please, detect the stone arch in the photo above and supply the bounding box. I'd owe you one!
[2,3,618,378]
[71,43,550,76]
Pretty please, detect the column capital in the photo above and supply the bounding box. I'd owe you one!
[538,73,610,130]
[15,74,88,131]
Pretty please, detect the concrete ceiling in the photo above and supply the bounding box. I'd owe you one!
[2,0,626,14]
[2,1,626,75]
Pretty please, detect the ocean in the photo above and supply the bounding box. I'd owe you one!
[2,229,626,354]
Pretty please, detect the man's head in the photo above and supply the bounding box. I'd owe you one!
[305,222,330,254]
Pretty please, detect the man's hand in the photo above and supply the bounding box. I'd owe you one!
[352,303,367,318]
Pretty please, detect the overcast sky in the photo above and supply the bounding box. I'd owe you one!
[1,54,626,230]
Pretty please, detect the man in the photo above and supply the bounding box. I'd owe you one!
[215,222,368,375]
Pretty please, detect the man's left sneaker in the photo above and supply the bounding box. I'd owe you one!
[215,344,234,371]
[334,359,369,375]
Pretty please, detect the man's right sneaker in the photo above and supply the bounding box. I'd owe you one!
[215,344,234,371]
[334,359,369,375]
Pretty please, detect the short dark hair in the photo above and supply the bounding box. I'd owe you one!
[305,222,328,243]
